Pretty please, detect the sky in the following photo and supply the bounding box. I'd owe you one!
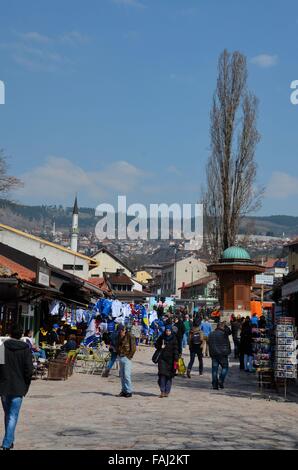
[0,0,298,215]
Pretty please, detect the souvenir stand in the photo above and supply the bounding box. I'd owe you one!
[274,317,297,399]
[252,308,275,392]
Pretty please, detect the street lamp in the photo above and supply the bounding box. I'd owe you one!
[185,262,200,300]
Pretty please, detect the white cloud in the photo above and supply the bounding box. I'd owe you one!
[2,30,89,72]
[111,0,146,9]
[251,54,278,68]
[14,157,148,205]
[16,30,90,46]
[18,31,51,43]
[266,171,298,198]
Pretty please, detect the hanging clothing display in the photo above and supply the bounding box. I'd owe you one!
[49,300,60,316]
[76,309,85,324]
[149,310,158,324]
[111,300,123,318]
[122,303,132,318]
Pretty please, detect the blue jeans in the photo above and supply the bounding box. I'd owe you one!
[1,395,23,448]
[33,349,46,360]
[182,332,190,349]
[119,356,132,394]
[158,375,172,394]
[244,354,253,372]
[211,357,229,387]
[187,351,203,374]
[107,351,117,369]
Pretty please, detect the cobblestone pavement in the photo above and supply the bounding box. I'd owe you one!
[3,346,298,450]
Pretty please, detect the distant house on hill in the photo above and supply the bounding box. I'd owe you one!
[89,247,133,278]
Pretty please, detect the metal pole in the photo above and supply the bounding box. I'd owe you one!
[173,247,177,297]
[261,257,264,310]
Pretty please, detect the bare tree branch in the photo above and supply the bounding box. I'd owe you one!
[203,50,263,260]
[0,150,23,196]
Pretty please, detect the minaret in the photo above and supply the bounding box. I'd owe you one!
[71,195,79,252]
[52,219,56,237]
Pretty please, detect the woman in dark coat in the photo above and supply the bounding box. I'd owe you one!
[155,325,179,398]
[240,317,254,372]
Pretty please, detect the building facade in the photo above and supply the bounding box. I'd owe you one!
[0,223,96,279]
[89,248,133,278]
[161,256,208,298]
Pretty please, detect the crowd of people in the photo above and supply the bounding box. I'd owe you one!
[0,306,270,450]
[100,307,224,397]
[230,312,267,373]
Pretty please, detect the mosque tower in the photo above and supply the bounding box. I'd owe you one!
[70,195,79,252]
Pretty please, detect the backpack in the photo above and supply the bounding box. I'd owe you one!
[192,331,202,345]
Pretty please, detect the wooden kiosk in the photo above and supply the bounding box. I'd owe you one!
[208,246,265,322]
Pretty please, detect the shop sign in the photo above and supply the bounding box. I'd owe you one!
[255,274,274,285]
[36,259,50,287]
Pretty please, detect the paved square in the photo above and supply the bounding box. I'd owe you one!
[4,347,298,450]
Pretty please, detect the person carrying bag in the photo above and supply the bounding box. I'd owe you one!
[154,325,179,398]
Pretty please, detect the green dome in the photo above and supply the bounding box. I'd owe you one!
[222,246,251,260]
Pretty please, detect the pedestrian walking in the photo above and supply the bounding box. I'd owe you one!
[182,314,192,349]
[250,312,259,327]
[208,321,232,390]
[155,325,179,398]
[173,315,185,355]
[200,318,212,357]
[258,315,266,329]
[116,325,136,397]
[187,320,204,378]
[230,316,242,359]
[0,325,33,450]
[240,317,254,373]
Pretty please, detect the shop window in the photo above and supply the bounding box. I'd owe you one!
[63,264,84,271]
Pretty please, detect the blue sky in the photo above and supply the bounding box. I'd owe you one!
[0,0,298,215]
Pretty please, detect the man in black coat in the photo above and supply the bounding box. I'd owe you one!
[209,321,232,390]
[173,315,185,355]
[0,325,33,450]
[231,316,242,359]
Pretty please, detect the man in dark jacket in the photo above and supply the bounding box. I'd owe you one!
[0,325,33,450]
[173,315,185,355]
[116,325,136,398]
[209,321,232,390]
[187,320,204,378]
[231,316,242,359]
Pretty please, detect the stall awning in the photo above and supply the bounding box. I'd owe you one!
[282,279,298,298]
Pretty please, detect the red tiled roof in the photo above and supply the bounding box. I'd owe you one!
[264,258,277,268]
[179,275,216,290]
[112,289,146,299]
[88,277,111,293]
[106,273,134,285]
[0,255,35,282]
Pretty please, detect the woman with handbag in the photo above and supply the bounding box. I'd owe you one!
[154,325,179,398]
